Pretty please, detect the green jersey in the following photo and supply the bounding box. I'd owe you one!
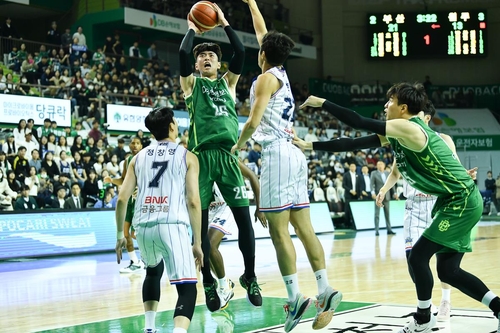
[388,117,474,197]
[185,76,238,153]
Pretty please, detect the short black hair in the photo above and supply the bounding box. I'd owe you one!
[423,100,436,120]
[260,31,295,66]
[386,82,427,115]
[71,182,80,189]
[145,107,175,140]
[117,138,125,144]
[193,43,222,61]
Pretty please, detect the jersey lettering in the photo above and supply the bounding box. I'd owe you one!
[148,161,169,188]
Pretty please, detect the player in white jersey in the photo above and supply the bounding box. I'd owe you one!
[384,103,477,322]
[208,160,267,310]
[232,1,342,331]
[115,107,203,333]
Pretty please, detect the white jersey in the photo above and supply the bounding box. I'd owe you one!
[402,179,435,201]
[250,66,294,146]
[133,141,189,227]
[209,183,236,235]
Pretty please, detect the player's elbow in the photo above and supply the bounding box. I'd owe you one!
[186,194,200,209]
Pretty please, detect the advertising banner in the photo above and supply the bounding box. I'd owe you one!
[0,94,71,127]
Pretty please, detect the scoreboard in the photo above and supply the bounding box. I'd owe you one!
[368,11,487,58]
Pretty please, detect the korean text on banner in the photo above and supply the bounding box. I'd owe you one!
[0,94,71,127]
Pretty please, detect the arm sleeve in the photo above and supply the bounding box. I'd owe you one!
[312,134,382,152]
[224,26,245,75]
[179,29,195,77]
[322,100,386,136]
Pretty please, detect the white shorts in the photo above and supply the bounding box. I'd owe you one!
[403,197,437,251]
[135,222,197,285]
[259,139,310,212]
[209,202,236,235]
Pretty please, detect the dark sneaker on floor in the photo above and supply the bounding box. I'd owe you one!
[204,281,221,312]
[239,274,262,307]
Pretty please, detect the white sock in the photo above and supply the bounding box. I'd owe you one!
[283,273,300,302]
[218,277,228,290]
[314,269,329,295]
[173,328,187,333]
[144,311,156,330]
[128,251,139,264]
[441,288,451,302]
[481,291,498,307]
[418,299,432,309]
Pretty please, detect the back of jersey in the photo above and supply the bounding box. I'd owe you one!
[251,66,295,146]
[133,141,189,227]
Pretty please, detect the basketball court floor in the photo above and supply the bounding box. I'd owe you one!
[2,222,499,333]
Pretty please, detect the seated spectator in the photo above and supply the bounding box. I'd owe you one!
[82,169,100,207]
[24,166,40,198]
[0,169,17,211]
[6,170,22,196]
[55,136,71,157]
[47,133,58,153]
[93,154,106,176]
[71,151,87,187]
[94,186,116,208]
[13,147,30,180]
[0,152,12,175]
[112,138,126,161]
[53,173,71,198]
[88,120,105,143]
[14,185,38,210]
[41,151,60,181]
[64,183,84,209]
[3,134,17,166]
[51,186,67,209]
[106,154,120,177]
[71,135,87,157]
[18,132,38,158]
[58,151,74,181]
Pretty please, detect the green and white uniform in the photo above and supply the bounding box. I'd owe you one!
[185,76,248,209]
[388,117,482,253]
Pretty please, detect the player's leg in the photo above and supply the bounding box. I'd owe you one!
[374,203,381,235]
[172,283,197,333]
[383,199,394,234]
[119,218,144,273]
[135,225,163,333]
[196,151,221,311]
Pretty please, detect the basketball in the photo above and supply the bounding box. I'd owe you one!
[189,1,218,32]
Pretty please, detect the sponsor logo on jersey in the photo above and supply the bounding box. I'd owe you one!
[144,196,169,204]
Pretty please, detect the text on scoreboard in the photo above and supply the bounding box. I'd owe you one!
[367,11,487,58]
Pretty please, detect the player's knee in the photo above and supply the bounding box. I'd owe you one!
[437,264,460,284]
[175,283,197,320]
[146,262,164,279]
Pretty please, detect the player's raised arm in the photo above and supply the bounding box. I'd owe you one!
[212,3,245,90]
[179,16,201,98]
[243,0,267,46]
[185,151,203,268]
[293,133,384,152]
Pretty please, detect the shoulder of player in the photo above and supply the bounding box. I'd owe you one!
[255,73,280,90]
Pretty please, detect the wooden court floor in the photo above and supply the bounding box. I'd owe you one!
[2,222,499,333]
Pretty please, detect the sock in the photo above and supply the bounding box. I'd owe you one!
[441,288,451,302]
[484,294,500,316]
[128,251,139,264]
[218,277,228,290]
[144,311,156,330]
[482,291,497,307]
[417,299,432,310]
[172,328,187,333]
[283,273,300,302]
[314,269,329,295]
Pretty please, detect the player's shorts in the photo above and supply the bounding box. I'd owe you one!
[259,139,309,212]
[135,222,197,285]
[196,146,249,209]
[125,198,135,223]
[209,202,236,235]
[403,196,437,251]
[423,185,483,253]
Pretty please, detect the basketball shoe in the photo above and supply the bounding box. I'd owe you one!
[239,274,262,307]
[436,300,451,321]
[312,286,343,330]
[204,281,221,312]
[397,313,437,333]
[283,293,312,332]
[119,260,144,273]
[218,279,235,310]
[143,329,157,333]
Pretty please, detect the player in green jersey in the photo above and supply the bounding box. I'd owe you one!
[104,137,143,273]
[295,83,500,333]
[179,4,261,312]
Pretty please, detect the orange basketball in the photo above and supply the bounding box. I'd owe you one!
[189,1,218,32]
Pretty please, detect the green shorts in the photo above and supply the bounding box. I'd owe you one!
[125,198,135,225]
[423,186,483,253]
[197,147,249,210]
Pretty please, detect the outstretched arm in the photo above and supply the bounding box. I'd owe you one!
[213,4,245,90]
[179,17,201,98]
[243,0,267,45]
[293,133,384,152]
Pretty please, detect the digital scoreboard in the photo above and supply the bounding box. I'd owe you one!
[368,11,487,58]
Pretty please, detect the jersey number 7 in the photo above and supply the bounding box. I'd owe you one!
[148,161,169,188]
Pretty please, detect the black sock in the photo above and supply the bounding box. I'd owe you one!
[415,306,431,324]
[230,206,256,278]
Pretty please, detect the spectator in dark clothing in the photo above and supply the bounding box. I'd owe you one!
[61,28,72,53]
[112,139,127,162]
[14,185,38,210]
[47,21,61,47]
[41,151,60,181]
[1,17,20,55]
[103,36,114,55]
[88,120,105,143]
[13,147,30,180]
[112,34,124,55]
[82,169,100,206]
[53,173,71,198]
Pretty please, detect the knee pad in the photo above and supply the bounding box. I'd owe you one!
[174,283,197,320]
